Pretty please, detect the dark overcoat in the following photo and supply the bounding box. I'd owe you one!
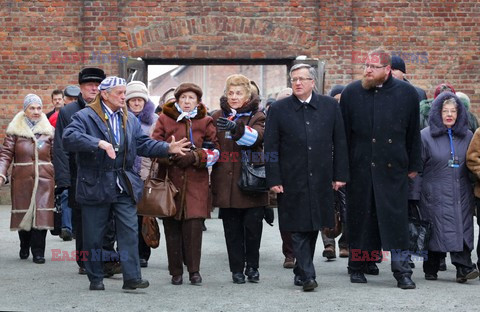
[264,92,349,232]
[340,75,422,250]
[420,92,474,252]
[62,95,170,205]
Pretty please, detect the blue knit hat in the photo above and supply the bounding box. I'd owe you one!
[98,76,126,91]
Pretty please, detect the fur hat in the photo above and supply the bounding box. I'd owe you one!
[174,83,202,101]
[78,67,106,84]
[126,81,148,103]
[429,91,468,138]
[391,56,406,74]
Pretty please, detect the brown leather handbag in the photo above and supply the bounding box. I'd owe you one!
[137,160,179,218]
[141,216,160,248]
[322,210,342,239]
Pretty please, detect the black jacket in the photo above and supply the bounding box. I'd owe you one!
[265,92,349,232]
[52,94,88,208]
[340,74,422,250]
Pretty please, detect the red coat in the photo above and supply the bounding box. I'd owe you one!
[0,112,55,231]
[151,102,218,220]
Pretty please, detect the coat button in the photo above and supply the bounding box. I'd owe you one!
[308,146,312,150]
[387,163,392,168]
[371,162,375,167]
[228,171,232,175]
[372,138,376,143]
[310,172,313,176]
[306,121,310,125]
[388,139,392,143]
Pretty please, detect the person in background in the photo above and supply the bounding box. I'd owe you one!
[421,92,478,283]
[46,89,64,119]
[156,87,176,115]
[64,85,81,105]
[390,56,427,102]
[125,81,158,268]
[212,74,268,284]
[0,94,55,264]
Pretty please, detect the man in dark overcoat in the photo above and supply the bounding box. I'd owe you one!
[340,48,422,289]
[265,64,349,291]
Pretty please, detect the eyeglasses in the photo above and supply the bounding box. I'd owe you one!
[364,64,387,70]
[290,77,314,83]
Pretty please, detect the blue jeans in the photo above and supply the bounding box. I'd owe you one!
[61,189,72,232]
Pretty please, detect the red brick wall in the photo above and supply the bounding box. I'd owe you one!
[1,0,479,137]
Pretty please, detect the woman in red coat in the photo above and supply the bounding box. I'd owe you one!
[0,94,55,264]
[151,83,219,285]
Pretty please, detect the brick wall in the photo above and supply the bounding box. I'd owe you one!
[0,0,479,124]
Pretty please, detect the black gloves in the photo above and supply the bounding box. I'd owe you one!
[216,117,237,134]
[264,208,274,226]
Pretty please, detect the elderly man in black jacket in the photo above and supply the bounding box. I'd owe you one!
[340,48,422,289]
[265,64,349,291]
[63,76,189,291]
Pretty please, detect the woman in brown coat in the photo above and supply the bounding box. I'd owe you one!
[0,94,55,264]
[151,83,219,285]
[212,74,268,284]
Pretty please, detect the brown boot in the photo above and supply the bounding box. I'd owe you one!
[283,257,295,269]
[322,245,336,260]
[339,247,349,258]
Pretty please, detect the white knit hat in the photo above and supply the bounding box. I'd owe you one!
[126,81,148,103]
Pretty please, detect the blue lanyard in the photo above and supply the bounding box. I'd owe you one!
[448,128,455,160]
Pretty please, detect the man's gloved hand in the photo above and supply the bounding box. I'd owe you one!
[216,117,237,134]
[264,207,274,226]
[54,187,68,196]
[173,151,196,168]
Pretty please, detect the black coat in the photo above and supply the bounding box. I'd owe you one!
[340,75,422,250]
[264,92,349,232]
[52,94,88,208]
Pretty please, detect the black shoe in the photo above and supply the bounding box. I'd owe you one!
[19,248,29,260]
[104,262,122,277]
[171,275,183,285]
[350,271,367,283]
[245,267,260,283]
[78,267,87,275]
[61,228,73,241]
[202,220,207,231]
[232,272,246,284]
[189,272,202,285]
[425,273,437,280]
[33,256,45,264]
[456,266,479,283]
[89,281,105,290]
[364,262,379,275]
[439,258,447,271]
[397,276,416,289]
[122,278,149,290]
[302,279,318,291]
[294,275,303,286]
[140,258,148,268]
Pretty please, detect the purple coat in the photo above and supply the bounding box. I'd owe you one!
[419,92,474,252]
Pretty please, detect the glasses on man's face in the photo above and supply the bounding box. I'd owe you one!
[364,64,387,70]
[290,77,313,83]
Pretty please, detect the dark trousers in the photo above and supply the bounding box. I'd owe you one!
[163,218,203,276]
[220,207,264,273]
[280,230,295,259]
[18,229,47,258]
[348,192,412,280]
[73,207,84,268]
[292,231,318,281]
[423,245,475,275]
[137,216,151,261]
[82,193,140,283]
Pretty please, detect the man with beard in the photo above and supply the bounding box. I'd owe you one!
[340,48,422,289]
